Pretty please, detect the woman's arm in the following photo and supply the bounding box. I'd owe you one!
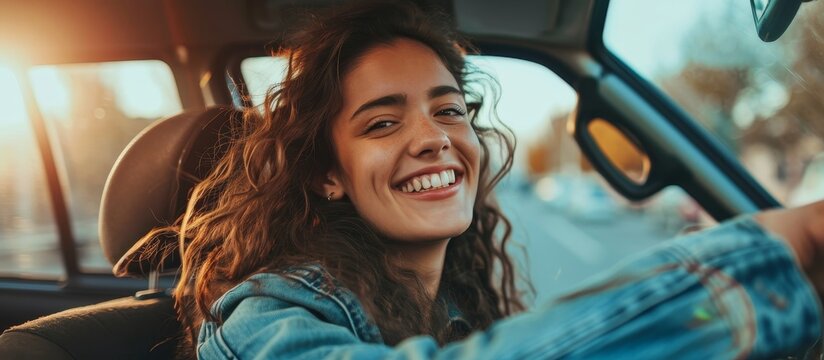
[198,215,822,359]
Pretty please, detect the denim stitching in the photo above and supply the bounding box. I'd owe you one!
[282,273,363,341]
[284,264,383,342]
[517,255,697,358]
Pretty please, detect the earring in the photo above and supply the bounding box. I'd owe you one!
[327,192,335,201]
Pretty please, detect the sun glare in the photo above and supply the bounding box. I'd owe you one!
[105,62,182,119]
[29,67,72,122]
[0,65,29,136]
[113,66,166,119]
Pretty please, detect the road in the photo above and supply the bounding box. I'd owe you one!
[497,187,675,306]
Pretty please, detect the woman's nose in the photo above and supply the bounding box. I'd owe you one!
[408,117,450,158]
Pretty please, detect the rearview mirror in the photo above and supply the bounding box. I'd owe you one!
[750,0,803,42]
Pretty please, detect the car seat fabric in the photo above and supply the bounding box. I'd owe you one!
[101,107,241,276]
[0,296,178,359]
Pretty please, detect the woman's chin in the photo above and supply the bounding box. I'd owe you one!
[383,220,471,243]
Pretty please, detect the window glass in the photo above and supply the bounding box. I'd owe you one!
[239,55,704,305]
[466,57,704,304]
[240,56,288,108]
[28,60,182,273]
[0,66,63,279]
[604,0,824,207]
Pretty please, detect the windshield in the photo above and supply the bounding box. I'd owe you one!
[604,0,824,207]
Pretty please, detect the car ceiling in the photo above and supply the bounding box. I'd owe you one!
[0,0,596,64]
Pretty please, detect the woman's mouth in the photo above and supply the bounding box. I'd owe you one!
[397,169,456,193]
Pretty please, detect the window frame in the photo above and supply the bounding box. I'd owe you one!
[226,40,583,109]
[586,0,780,218]
[0,56,185,285]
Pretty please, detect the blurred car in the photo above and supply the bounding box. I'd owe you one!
[534,173,620,222]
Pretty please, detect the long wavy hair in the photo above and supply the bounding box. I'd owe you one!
[142,0,524,354]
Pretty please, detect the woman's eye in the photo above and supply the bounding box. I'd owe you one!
[366,120,396,133]
[436,107,467,117]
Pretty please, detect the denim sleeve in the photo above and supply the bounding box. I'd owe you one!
[198,215,822,359]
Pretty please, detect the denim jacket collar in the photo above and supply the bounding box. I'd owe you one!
[208,262,475,345]
[209,263,384,343]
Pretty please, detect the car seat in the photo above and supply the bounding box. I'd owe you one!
[0,106,241,359]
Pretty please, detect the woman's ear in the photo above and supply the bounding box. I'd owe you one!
[313,170,345,201]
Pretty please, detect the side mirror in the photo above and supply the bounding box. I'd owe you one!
[586,119,651,186]
[750,0,804,42]
[571,79,670,201]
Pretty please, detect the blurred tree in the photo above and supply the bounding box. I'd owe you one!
[656,1,824,197]
[773,1,824,139]
[660,63,748,150]
[762,0,824,188]
[525,112,587,177]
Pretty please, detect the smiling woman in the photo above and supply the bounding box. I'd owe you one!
[326,39,481,250]
[122,1,824,359]
[135,1,522,354]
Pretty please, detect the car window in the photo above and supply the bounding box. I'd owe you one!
[241,56,288,109]
[239,55,705,305]
[604,0,824,207]
[0,60,182,276]
[0,67,61,279]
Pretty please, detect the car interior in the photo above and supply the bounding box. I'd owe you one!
[0,107,240,358]
[1,0,821,358]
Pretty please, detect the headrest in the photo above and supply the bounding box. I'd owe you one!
[99,106,241,277]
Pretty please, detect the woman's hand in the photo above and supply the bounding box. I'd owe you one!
[755,200,824,298]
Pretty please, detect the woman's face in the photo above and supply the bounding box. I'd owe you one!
[328,38,481,243]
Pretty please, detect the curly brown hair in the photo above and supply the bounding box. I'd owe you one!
[140,0,525,354]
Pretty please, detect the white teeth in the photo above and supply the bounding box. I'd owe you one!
[430,174,442,187]
[398,169,459,193]
[439,171,449,186]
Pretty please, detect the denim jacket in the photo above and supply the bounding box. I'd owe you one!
[197,215,823,359]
